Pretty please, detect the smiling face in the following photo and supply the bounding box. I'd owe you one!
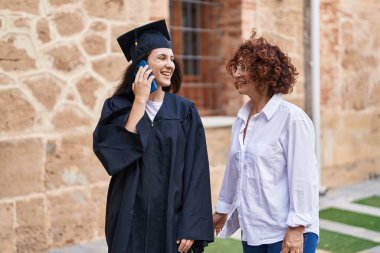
[233,58,258,97]
[147,48,175,87]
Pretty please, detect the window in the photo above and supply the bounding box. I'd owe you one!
[170,0,221,115]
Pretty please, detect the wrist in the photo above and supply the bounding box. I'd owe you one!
[288,225,305,233]
[134,97,148,105]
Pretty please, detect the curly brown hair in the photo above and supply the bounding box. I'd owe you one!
[226,30,298,97]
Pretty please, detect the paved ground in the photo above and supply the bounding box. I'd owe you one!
[318,177,380,253]
[46,178,380,253]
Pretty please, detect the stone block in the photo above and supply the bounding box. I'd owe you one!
[0,0,39,15]
[0,89,36,132]
[92,55,126,81]
[368,112,380,156]
[81,34,106,56]
[75,74,103,109]
[15,198,49,253]
[125,0,149,22]
[260,0,303,9]
[332,129,370,166]
[210,164,226,207]
[0,34,36,71]
[370,110,380,132]
[111,24,136,52]
[372,28,380,50]
[321,18,339,56]
[204,127,231,206]
[341,112,371,132]
[14,17,31,29]
[341,73,369,110]
[0,138,44,198]
[48,189,95,248]
[320,74,341,108]
[51,105,92,131]
[320,0,340,103]
[45,133,108,190]
[284,94,305,111]
[341,21,354,45]
[322,158,380,188]
[54,11,85,37]
[49,0,78,6]
[205,127,230,167]
[0,202,15,253]
[369,80,380,105]
[149,0,169,20]
[91,185,108,237]
[321,129,335,167]
[342,48,364,71]
[367,130,380,157]
[89,21,107,32]
[37,18,51,43]
[321,111,340,130]
[260,31,295,56]
[222,88,243,116]
[274,9,302,39]
[320,110,372,168]
[0,74,16,86]
[289,57,304,90]
[46,44,84,72]
[84,0,126,20]
[23,74,63,111]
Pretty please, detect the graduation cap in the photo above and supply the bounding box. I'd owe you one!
[117,20,172,61]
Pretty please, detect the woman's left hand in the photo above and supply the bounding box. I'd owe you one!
[281,226,304,253]
[176,239,194,253]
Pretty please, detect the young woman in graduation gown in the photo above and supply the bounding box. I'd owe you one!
[93,20,214,253]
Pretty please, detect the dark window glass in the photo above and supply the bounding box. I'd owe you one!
[170,0,221,115]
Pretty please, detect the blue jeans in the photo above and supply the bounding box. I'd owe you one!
[242,232,318,253]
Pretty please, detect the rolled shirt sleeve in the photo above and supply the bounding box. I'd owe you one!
[284,118,319,228]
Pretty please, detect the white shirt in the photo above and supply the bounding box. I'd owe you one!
[216,94,319,246]
[145,100,163,122]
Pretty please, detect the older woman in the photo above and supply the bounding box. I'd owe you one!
[213,30,319,253]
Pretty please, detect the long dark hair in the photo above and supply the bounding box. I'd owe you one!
[113,51,183,100]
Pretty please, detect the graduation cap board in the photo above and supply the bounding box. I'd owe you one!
[117,20,172,61]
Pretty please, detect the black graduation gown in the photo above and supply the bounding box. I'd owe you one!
[93,92,214,253]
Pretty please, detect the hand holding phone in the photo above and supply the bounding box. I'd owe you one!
[136,60,157,93]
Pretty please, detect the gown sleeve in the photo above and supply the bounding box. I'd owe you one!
[177,103,214,252]
[93,98,150,176]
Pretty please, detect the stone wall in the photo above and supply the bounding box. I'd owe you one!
[0,0,168,252]
[245,0,380,188]
[1,0,380,252]
[205,127,232,205]
[318,0,380,187]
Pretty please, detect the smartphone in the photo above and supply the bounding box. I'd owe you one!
[136,60,157,93]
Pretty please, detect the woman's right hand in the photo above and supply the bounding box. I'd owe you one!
[213,212,227,236]
[132,65,155,103]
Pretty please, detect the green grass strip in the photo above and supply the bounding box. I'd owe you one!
[320,207,380,232]
[318,229,380,253]
[353,195,380,208]
[204,238,242,253]
[202,229,380,253]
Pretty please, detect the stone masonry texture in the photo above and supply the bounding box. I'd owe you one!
[0,0,379,252]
